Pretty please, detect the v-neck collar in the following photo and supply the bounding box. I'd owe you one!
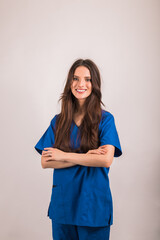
[72,119,81,128]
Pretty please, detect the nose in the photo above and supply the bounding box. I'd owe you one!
[78,78,85,87]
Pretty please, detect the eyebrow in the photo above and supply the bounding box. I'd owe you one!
[73,75,91,78]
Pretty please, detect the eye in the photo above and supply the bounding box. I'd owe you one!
[73,77,78,81]
[86,78,91,82]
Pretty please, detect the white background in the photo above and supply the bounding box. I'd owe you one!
[0,0,160,239]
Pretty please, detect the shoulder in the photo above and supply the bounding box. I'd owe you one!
[99,109,115,131]
[50,113,60,128]
[101,109,114,122]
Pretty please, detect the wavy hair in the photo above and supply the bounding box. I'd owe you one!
[53,58,105,153]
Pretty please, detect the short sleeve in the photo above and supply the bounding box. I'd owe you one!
[99,111,122,157]
[34,115,57,155]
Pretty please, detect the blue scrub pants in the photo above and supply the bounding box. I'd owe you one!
[51,220,110,240]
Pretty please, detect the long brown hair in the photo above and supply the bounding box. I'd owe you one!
[53,58,105,153]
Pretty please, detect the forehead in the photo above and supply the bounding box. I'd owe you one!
[74,66,91,77]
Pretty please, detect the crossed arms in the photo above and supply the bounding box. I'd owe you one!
[41,145,115,169]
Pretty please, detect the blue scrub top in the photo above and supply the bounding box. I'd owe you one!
[34,109,122,227]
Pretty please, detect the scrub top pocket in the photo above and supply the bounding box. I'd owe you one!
[48,184,65,222]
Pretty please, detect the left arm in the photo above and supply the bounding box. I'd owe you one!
[42,145,115,168]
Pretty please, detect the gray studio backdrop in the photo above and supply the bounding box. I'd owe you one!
[1,0,160,239]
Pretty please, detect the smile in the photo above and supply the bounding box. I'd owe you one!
[76,89,87,93]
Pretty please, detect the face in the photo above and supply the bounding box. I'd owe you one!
[71,66,92,106]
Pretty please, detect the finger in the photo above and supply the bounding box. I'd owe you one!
[47,153,52,157]
[99,146,107,150]
[42,149,49,154]
[96,149,105,154]
[43,152,52,156]
[100,149,107,154]
[87,149,106,155]
[98,146,105,150]
[43,153,52,158]
[42,151,47,155]
[96,149,103,153]
[44,156,53,161]
[88,149,103,154]
[99,149,106,152]
[98,147,107,151]
[92,150,101,154]
[42,152,49,156]
[42,151,52,155]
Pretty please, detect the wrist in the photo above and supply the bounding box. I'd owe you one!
[63,151,69,162]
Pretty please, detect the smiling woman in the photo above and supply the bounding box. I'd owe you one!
[34,58,122,240]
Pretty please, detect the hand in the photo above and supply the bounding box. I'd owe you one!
[42,147,65,162]
[86,146,108,155]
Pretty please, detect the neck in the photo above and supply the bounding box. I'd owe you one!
[78,103,85,113]
[75,99,85,114]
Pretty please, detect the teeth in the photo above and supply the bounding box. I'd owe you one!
[76,89,86,92]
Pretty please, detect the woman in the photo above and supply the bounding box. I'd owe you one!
[34,58,122,240]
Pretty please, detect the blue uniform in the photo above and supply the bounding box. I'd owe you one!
[34,109,122,238]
